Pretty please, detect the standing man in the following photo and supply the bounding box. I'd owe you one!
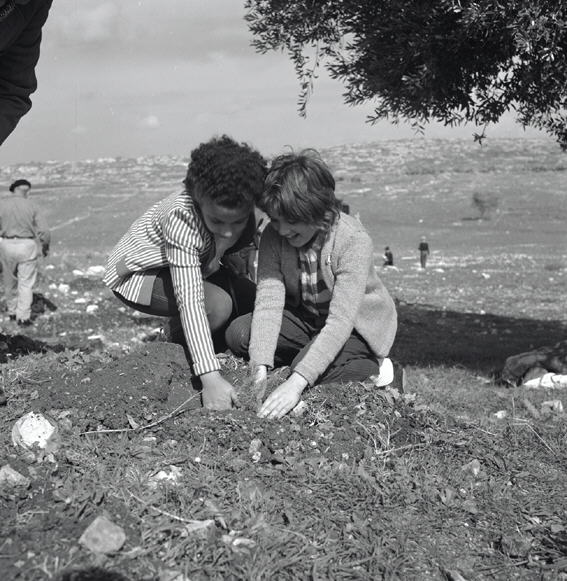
[0,0,53,146]
[418,236,430,269]
[383,246,394,267]
[0,179,50,325]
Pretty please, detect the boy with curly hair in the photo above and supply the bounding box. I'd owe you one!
[104,135,267,410]
[226,149,402,419]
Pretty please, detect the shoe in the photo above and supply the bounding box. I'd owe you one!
[17,319,32,327]
[389,362,406,393]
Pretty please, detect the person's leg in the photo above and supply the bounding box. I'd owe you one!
[205,268,256,352]
[16,257,38,322]
[225,312,253,357]
[114,268,232,326]
[0,241,19,317]
[225,308,314,366]
[114,269,234,352]
[293,331,381,385]
[207,267,256,318]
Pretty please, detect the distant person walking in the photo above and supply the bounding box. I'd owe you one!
[0,0,53,146]
[0,179,50,325]
[418,236,430,269]
[383,246,394,267]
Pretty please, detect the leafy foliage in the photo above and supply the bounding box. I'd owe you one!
[245,0,567,148]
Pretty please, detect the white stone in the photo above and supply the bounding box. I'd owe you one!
[542,400,564,414]
[0,464,31,488]
[12,412,59,451]
[86,265,106,276]
[79,515,126,554]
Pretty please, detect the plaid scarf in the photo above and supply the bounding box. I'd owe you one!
[299,231,331,327]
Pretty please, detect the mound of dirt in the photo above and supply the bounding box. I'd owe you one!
[34,342,199,431]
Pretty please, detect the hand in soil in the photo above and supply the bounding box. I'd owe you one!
[258,372,307,419]
[201,371,239,410]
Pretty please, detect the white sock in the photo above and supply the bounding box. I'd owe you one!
[371,357,393,387]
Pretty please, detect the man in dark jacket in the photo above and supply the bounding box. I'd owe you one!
[0,0,53,146]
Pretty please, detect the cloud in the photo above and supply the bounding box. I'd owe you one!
[45,0,254,61]
[139,115,160,129]
[53,3,119,45]
[71,125,88,135]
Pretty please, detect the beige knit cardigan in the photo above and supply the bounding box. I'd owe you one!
[249,212,398,385]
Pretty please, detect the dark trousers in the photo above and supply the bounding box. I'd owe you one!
[114,267,256,352]
[226,308,381,384]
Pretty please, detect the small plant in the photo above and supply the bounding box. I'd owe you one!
[472,191,500,220]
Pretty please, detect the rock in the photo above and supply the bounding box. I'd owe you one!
[86,265,106,276]
[12,412,59,453]
[541,399,564,414]
[461,459,481,477]
[221,532,256,553]
[0,464,31,489]
[291,401,308,417]
[160,569,191,581]
[182,519,215,538]
[147,465,183,488]
[79,515,126,554]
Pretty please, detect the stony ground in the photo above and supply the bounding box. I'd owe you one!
[0,138,565,580]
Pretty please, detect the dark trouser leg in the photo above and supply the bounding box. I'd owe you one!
[313,333,381,384]
[226,308,381,384]
[225,308,313,363]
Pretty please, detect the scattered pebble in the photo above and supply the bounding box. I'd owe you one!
[79,515,126,554]
[0,464,31,489]
[541,400,564,414]
[12,412,59,453]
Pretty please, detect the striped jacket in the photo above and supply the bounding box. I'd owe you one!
[104,190,254,376]
[250,212,398,385]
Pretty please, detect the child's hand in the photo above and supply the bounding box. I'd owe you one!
[201,372,239,410]
[258,372,308,419]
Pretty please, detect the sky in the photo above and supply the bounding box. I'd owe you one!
[1,0,544,164]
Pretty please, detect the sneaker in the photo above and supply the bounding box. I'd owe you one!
[17,319,32,327]
[389,362,406,393]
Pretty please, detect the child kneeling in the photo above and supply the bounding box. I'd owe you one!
[226,149,402,419]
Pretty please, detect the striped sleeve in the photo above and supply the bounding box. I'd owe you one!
[164,207,220,376]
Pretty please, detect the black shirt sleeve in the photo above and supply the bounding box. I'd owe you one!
[0,0,53,146]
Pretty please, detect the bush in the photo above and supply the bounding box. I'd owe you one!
[472,192,499,219]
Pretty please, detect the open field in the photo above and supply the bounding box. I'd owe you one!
[0,138,566,580]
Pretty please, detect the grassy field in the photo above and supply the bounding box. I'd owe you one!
[0,138,566,580]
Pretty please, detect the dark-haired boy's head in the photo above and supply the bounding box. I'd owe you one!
[259,149,341,228]
[184,135,267,209]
